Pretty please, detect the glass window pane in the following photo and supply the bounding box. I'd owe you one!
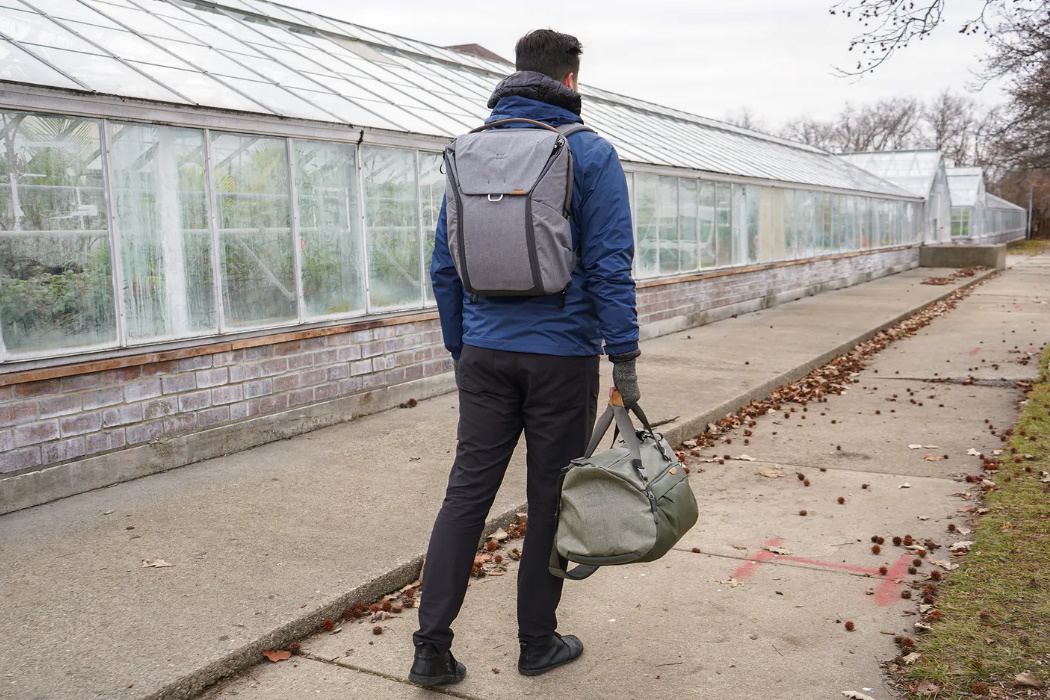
[715,183,732,268]
[632,173,659,279]
[361,146,420,310]
[63,21,192,67]
[151,39,259,79]
[41,48,189,103]
[418,151,442,304]
[211,133,295,328]
[745,185,759,264]
[36,0,121,27]
[293,139,364,319]
[0,113,116,357]
[698,181,715,269]
[130,63,264,112]
[678,179,698,272]
[0,39,80,89]
[111,123,215,341]
[657,176,678,275]
[0,8,101,53]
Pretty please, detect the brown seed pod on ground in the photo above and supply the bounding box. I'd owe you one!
[908,566,917,574]
[879,566,889,575]
[373,625,383,635]
[872,545,881,554]
[804,479,811,486]
[837,496,845,504]
[799,510,808,516]
[930,570,942,581]
[901,590,912,599]
[844,621,855,631]
[381,600,392,612]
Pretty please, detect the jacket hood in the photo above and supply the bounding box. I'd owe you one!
[487,70,582,116]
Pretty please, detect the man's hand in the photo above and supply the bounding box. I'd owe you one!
[610,355,640,408]
[453,359,460,388]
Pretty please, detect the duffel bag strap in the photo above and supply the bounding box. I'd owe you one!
[548,544,599,580]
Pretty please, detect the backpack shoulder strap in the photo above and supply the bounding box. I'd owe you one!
[556,122,595,137]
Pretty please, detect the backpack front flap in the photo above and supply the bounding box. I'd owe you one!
[444,122,576,296]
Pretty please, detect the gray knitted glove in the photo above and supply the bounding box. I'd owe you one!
[453,359,460,387]
[611,358,640,408]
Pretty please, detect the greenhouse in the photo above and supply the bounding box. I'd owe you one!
[946,167,1026,243]
[0,0,931,508]
[838,150,952,243]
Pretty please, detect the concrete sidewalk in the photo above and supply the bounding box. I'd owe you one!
[1,260,1042,700]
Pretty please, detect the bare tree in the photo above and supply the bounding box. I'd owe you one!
[723,107,767,132]
[922,90,975,165]
[781,116,840,151]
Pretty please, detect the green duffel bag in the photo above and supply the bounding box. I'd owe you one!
[549,391,699,580]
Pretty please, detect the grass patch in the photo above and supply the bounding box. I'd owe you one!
[902,344,1050,698]
[1007,239,1050,255]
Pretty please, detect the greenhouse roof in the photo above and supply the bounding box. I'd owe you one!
[946,167,985,208]
[986,193,1025,212]
[0,0,913,197]
[837,150,943,199]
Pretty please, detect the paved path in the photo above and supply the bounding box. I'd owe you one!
[2,259,1046,700]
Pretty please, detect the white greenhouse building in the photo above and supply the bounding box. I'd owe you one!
[838,150,953,244]
[1,0,952,510]
[947,167,1027,243]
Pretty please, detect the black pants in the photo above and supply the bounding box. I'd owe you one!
[413,345,600,652]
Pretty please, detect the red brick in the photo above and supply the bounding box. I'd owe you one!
[210,385,243,406]
[14,420,59,447]
[126,421,164,446]
[178,390,211,412]
[83,386,124,410]
[197,406,230,428]
[0,446,41,473]
[84,429,126,455]
[273,374,300,392]
[195,368,229,388]
[260,358,289,377]
[143,396,179,420]
[300,369,326,386]
[287,353,313,371]
[37,394,83,419]
[287,388,314,407]
[123,378,162,403]
[102,404,143,428]
[274,341,302,356]
[15,378,64,397]
[176,356,212,372]
[257,393,288,414]
[141,360,178,376]
[161,374,196,394]
[60,412,103,437]
[229,363,263,383]
[243,379,272,398]
[42,437,86,464]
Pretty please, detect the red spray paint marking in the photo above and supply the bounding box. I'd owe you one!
[874,554,914,606]
[731,539,913,607]
[731,537,782,582]
[969,347,983,355]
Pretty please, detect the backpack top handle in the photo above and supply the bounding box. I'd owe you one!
[469,118,564,134]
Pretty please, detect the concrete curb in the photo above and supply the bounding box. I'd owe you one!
[155,269,998,700]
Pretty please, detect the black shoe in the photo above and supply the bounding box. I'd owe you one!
[518,633,584,676]
[409,644,466,687]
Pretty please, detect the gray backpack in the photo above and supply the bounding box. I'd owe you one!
[549,393,700,580]
[443,118,594,297]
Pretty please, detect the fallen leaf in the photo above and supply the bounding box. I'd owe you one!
[488,528,509,541]
[967,448,981,456]
[991,449,1003,456]
[908,444,923,450]
[717,577,741,588]
[263,650,291,663]
[841,692,875,700]
[1014,671,1045,689]
[370,611,400,622]
[917,515,929,521]
[914,621,932,631]
[683,439,698,449]
[915,681,940,696]
[950,541,974,552]
[902,652,922,664]
[474,554,492,565]
[929,560,959,571]
[764,546,792,555]
[141,559,173,568]
[758,468,786,479]
[955,526,971,536]
[922,445,939,449]
[899,483,912,489]
[924,454,942,462]
[736,454,756,461]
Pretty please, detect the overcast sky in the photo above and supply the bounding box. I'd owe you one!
[282,0,1005,131]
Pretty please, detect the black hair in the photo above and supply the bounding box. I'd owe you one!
[514,29,583,83]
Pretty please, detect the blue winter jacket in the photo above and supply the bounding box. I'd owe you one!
[430,73,639,360]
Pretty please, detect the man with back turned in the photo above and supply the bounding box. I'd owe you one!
[409,28,641,686]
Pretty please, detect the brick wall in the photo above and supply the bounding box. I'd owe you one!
[0,319,449,476]
[1,247,918,510]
